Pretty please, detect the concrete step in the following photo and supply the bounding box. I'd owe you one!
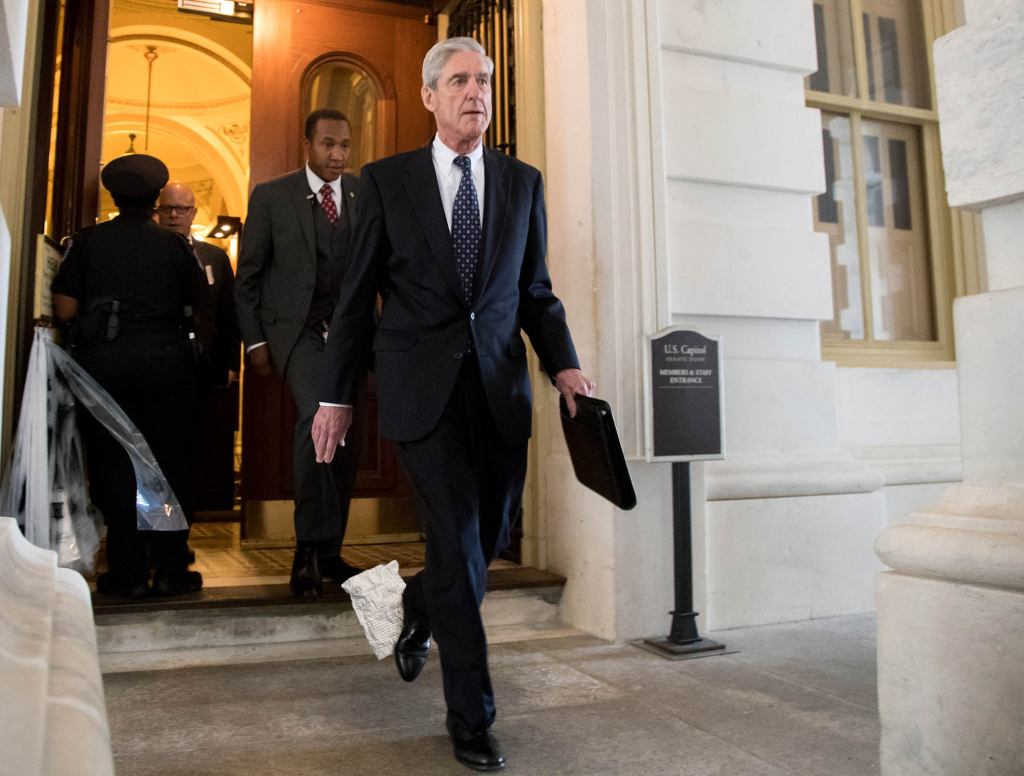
[95,574,573,673]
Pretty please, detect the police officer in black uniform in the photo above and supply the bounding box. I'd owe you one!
[52,153,210,598]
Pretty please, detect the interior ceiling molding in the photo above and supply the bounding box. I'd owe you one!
[107,94,250,111]
[103,115,247,215]
[110,33,251,85]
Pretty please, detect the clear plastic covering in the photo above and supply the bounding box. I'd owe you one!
[0,328,187,570]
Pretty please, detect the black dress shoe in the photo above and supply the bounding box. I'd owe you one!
[151,570,203,597]
[394,610,431,682]
[96,572,149,600]
[319,556,363,583]
[450,728,506,772]
[289,547,322,598]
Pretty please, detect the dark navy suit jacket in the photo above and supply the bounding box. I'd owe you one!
[321,144,579,444]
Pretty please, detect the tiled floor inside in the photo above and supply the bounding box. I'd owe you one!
[104,613,881,776]
[186,522,433,587]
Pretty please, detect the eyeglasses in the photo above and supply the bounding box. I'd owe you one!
[156,205,195,215]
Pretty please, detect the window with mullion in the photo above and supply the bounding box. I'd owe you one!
[807,0,940,351]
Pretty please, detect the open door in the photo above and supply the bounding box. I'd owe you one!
[240,0,438,545]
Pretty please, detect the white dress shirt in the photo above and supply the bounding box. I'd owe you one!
[431,134,485,230]
[306,164,342,207]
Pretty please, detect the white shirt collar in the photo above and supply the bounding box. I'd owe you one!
[431,134,484,174]
[305,164,342,198]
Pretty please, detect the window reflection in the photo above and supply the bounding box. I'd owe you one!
[808,0,858,97]
[816,113,865,340]
[862,0,930,108]
[860,119,935,341]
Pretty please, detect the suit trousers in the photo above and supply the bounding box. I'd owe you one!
[396,354,528,734]
[284,327,360,552]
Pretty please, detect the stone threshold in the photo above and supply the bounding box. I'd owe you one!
[93,567,570,673]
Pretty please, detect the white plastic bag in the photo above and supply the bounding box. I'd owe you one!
[45,333,187,532]
[1,327,51,550]
[0,328,187,570]
[341,561,407,659]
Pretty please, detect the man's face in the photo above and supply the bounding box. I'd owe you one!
[422,50,492,151]
[305,119,352,182]
[157,184,196,237]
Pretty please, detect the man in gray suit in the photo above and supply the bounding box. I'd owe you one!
[235,108,363,597]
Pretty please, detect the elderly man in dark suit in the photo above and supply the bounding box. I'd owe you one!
[312,38,593,772]
[235,108,363,597]
[157,181,240,386]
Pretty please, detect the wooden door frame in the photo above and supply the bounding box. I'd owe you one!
[3,0,108,458]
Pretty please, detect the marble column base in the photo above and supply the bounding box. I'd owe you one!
[875,484,1024,775]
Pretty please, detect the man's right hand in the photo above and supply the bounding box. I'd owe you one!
[312,405,354,464]
[248,344,273,378]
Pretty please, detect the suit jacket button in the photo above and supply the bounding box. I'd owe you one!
[454,351,463,360]
[469,312,476,321]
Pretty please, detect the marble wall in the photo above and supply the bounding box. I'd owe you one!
[538,0,895,638]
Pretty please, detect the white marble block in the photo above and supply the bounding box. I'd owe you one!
[0,517,113,776]
[876,571,1024,776]
[705,490,886,630]
[933,0,1024,209]
[954,287,1024,486]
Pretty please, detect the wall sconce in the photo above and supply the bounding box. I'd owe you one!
[207,215,242,239]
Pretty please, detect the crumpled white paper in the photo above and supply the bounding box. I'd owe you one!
[341,560,407,659]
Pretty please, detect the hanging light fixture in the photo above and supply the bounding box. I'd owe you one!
[142,45,158,151]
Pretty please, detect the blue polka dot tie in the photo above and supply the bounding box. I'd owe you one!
[452,155,481,303]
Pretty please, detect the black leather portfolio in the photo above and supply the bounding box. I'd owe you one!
[559,395,637,510]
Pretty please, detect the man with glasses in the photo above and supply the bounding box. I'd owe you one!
[157,182,240,388]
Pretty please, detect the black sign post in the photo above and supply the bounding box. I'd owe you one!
[639,329,727,661]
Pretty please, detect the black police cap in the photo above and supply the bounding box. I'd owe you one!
[100,153,169,198]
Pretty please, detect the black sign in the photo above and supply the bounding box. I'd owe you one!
[649,330,723,460]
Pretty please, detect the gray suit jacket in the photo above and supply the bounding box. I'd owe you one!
[235,168,358,373]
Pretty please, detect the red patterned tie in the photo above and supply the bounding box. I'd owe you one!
[320,183,339,227]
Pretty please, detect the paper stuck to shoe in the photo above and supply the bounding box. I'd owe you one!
[341,560,406,659]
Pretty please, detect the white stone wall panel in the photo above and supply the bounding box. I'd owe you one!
[954,287,1024,487]
[668,219,832,320]
[658,0,818,73]
[705,491,886,630]
[660,53,825,193]
[720,358,840,453]
[836,368,961,448]
[669,314,822,361]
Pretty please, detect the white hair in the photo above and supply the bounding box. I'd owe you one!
[421,37,495,89]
